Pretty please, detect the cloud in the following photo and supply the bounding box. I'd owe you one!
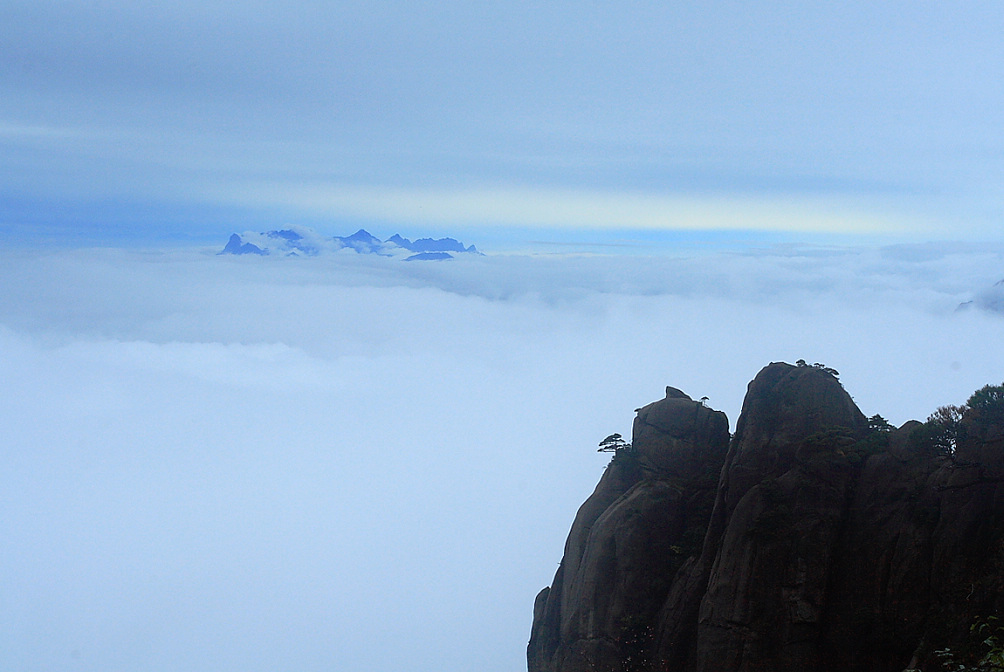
[0,120,98,142]
[223,182,923,236]
[2,243,1004,672]
[973,278,1004,315]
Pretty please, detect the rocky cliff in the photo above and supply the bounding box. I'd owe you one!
[528,362,1004,672]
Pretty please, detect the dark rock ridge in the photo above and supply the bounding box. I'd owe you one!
[975,278,1004,314]
[221,233,267,255]
[957,277,1004,314]
[529,362,1004,672]
[218,226,480,258]
[386,233,478,254]
[404,251,455,261]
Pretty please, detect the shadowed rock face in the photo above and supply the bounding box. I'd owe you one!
[529,387,730,672]
[528,362,1004,672]
[693,363,868,671]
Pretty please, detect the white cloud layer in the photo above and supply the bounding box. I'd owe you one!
[2,243,1004,672]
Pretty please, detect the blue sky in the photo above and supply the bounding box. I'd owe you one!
[3,1,1003,246]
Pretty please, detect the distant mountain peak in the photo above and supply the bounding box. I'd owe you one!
[342,229,381,244]
[220,233,266,256]
[385,233,480,255]
[404,252,454,261]
[218,226,482,259]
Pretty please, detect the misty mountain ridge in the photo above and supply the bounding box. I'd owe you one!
[958,276,1004,315]
[219,225,481,260]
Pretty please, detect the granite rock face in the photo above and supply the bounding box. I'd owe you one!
[528,362,1004,672]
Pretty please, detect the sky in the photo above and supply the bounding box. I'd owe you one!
[2,1,1004,246]
[3,3,1004,672]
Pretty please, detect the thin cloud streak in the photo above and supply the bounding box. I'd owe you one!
[3,2,1004,241]
[0,121,99,142]
[226,182,921,236]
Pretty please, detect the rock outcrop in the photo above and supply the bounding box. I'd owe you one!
[528,362,1004,672]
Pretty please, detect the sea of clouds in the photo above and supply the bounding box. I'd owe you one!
[2,240,1004,672]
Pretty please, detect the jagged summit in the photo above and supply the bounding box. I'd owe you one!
[221,232,267,255]
[529,362,1004,672]
[218,225,481,259]
[386,233,478,255]
[336,228,383,251]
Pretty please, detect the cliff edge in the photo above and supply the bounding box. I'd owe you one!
[529,362,1004,672]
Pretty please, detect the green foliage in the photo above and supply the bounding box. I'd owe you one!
[793,420,894,468]
[803,426,858,449]
[868,414,894,432]
[906,384,1004,456]
[794,359,840,378]
[832,415,893,464]
[812,362,840,378]
[933,616,1004,671]
[933,404,966,453]
[968,384,1004,423]
[932,405,967,427]
[799,425,889,467]
[851,431,890,464]
[968,384,1004,411]
[598,432,632,454]
[910,405,967,456]
[799,426,857,462]
[598,432,637,468]
[910,423,955,457]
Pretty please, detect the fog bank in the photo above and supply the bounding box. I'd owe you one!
[2,243,1003,672]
